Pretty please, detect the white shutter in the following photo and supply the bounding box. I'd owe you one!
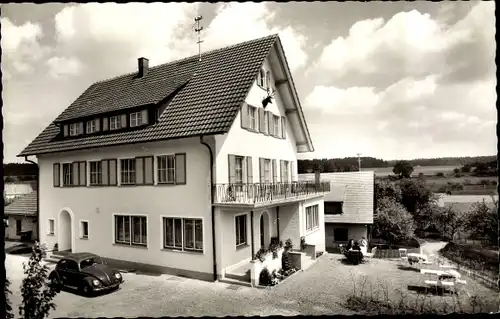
[141,110,149,125]
[95,119,101,132]
[78,122,84,135]
[121,114,127,128]
[102,118,109,131]
[241,103,249,129]
[281,116,286,139]
[63,125,69,137]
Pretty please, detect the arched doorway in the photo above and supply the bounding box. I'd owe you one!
[259,211,270,248]
[58,210,73,252]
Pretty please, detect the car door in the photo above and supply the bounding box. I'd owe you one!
[64,260,81,287]
[56,260,70,284]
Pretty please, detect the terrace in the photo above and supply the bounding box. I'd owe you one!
[213,181,331,207]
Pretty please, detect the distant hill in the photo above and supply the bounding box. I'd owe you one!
[298,156,497,174]
[3,163,38,182]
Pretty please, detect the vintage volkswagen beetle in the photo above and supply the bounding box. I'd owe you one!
[49,252,124,295]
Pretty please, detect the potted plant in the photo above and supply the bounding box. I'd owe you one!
[53,243,58,252]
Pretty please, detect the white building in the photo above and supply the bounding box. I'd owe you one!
[19,35,329,285]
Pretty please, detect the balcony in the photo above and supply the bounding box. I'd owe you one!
[213,181,331,207]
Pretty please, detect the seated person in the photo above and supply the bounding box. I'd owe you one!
[351,240,362,251]
[359,238,368,255]
[345,239,354,252]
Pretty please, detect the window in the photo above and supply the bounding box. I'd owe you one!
[334,228,348,242]
[110,116,121,130]
[69,123,81,136]
[80,221,89,239]
[115,215,147,246]
[130,112,142,127]
[86,119,99,134]
[163,217,203,252]
[89,161,102,185]
[325,202,343,215]
[248,105,257,130]
[264,159,271,183]
[62,163,73,186]
[66,260,79,271]
[16,219,22,236]
[305,205,319,232]
[235,156,243,184]
[156,154,186,185]
[235,214,247,247]
[120,159,136,185]
[48,219,55,235]
[273,115,279,136]
[257,68,266,88]
[157,155,175,183]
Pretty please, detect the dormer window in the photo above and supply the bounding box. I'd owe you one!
[69,123,83,136]
[257,68,266,89]
[130,112,143,127]
[86,119,100,134]
[110,116,121,130]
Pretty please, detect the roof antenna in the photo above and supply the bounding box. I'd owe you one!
[194,15,204,62]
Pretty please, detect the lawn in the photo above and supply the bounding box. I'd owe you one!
[440,242,499,279]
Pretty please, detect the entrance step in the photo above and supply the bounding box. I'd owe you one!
[220,277,252,288]
[43,251,65,264]
[225,269,251,282]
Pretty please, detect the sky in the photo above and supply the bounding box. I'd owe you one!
[1,1,496,163]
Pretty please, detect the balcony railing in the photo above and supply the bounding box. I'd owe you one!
[213,181,331,205]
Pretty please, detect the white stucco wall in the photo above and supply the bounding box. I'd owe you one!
[325,223,368,248]
[214,57,299,185]
[278,203,301,249]
[5,216,37,240]
[216,206,279,272]
[37,137,213,275]
[301,197,326,252]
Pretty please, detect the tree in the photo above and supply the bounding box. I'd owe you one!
[374,179,402,211]
[398,178,436,216]
[463,198,499,246]
[5,277,15,319]
[392,160,414,178]
[461,164,471,173]
[433,205,466,241]
[373,197,416,245]
[19,242,60,319]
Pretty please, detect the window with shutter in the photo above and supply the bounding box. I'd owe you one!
[241,103,249,129]
[175,153,186,185]
[248,105,257,131]
[235,156,244,185]
[109,116,120,130]
[120,158,136,185]
[136,157,144,185]
[157,155,176,183]
[79,161,86,186]
[53,163,60,187]
[130,112,142,127]
[72,162,80,185]
[272,159,277,183]
[109,159,117,185]
[120,114,127,128]
[141,109,149,125]
[144,156,154,184]
[102,117,109,131]
[101,160,109,185]
[259,108,266,134]
[62,163,73,186]
[246,157,253,184]
[89,161,102,185]
[281,116,286,139]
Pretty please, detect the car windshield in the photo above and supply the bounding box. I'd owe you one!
[80,257,103,269]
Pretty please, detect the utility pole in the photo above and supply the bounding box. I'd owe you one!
[357,153,362,172]
[194,15,204,62]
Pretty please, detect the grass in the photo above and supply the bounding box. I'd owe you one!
[440,243,499,279]
[344,270,497,314]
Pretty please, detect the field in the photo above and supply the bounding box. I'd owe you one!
[360,165,459,176]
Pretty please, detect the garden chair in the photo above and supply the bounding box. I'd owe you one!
[364,247,377,260]
[399,248,408,265]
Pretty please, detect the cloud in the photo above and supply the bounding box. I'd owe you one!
[310,1,494,86]
[46,56,84,78]
[304,85,380,115]
[0,17,49,75]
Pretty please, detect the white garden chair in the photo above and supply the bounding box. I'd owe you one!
[399,248,408,265]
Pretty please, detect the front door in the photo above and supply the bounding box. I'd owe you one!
[16,219,22,236]
[260,215,265,248]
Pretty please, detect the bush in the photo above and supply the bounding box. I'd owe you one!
[300,236,306,250]
[284,238,293,251]
[281,251,293,271]
[463,199,498,246]
[19,242,60,319]
[373,198,416,245]
[259,267,273,286]
[5,277,14,319]
[436,172,445,177]
[254,248,267,262]
[453,168,460,174]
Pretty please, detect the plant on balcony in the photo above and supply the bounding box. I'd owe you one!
[254,248,268,262]
[284,238,293,251]
[300,236,307,251]
[269,237,280,259]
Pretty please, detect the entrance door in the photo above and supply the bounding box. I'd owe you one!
[16,219,22,236]
[260,215,265,248]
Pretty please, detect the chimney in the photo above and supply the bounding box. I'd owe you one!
[138,57,149,77]
[314,169,321,185]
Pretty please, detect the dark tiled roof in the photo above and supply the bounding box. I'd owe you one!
[19,34,279,156]
[4,191,37,216]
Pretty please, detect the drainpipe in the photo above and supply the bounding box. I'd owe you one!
[200,136,217,282]
[24,156,39,243]
[250,210,255,258]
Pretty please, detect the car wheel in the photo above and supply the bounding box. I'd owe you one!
[81,283,92,296]
[50,275,62,290]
